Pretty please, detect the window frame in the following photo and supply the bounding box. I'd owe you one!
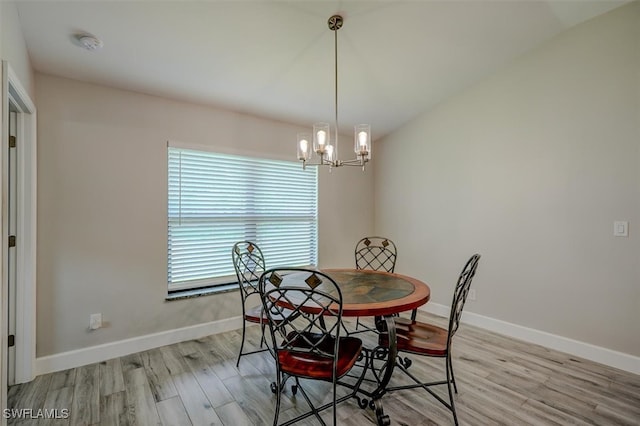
[167,143,318,294]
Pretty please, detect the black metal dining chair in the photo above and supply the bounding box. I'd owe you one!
[354,236,407,331]
[379,253,481,425]
[355,236,397,273]
[259,268,363,426]
[231,241,271,366]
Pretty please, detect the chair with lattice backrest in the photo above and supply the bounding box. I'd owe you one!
[231,241,272,366]
[354,236,410,331]
[259,268,363,426]
[355,236,397,273]
[380,253,481,425]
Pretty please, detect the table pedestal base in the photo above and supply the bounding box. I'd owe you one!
[337,316,398,426]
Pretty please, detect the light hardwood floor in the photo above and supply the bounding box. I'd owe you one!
[7,314,640,425]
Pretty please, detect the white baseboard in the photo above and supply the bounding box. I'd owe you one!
[35,317,243,376]
[419,303,640,375]
[35,307,640,377]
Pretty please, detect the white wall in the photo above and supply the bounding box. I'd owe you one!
[1,0,35,403]
[374,3,639,357]
[0,1,34,99]
[35,74,373,357]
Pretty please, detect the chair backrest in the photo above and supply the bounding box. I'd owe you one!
[447,254,481,340]
[355,236,397,273]
[259,268,344,369]
[232,241,266,299]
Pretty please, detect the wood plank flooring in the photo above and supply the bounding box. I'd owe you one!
[7,314,640,425]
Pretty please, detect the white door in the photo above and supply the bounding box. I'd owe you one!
[1,63,37,398]
[7,106,17,386]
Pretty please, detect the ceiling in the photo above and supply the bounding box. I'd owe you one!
[15,0,627,139]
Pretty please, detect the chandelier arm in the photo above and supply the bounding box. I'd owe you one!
[340,158,366,165]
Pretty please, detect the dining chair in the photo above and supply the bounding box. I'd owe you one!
[379,253,481,425]
[354,236,397,273]
[231,241,270,366]
[259,268,363,426]
[354,236,408,332]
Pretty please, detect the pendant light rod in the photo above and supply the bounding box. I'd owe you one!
[296,14,371,170]
[331,15,341,161]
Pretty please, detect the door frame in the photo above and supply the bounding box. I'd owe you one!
[1,61,37,394]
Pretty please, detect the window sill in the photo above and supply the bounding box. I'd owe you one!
[166,283,238,301]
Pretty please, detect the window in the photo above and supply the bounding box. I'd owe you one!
[167,146,318,292]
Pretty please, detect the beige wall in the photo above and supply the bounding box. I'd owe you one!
[35,74,373,356]
[374,3,639,356]
[1,0,35,401]
[0,1,34,99]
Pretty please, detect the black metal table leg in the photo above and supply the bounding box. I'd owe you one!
[369,315,397,425]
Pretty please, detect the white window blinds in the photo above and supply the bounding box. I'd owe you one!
[167,146,318,291]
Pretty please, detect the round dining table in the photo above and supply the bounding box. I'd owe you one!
[321,268,431,316]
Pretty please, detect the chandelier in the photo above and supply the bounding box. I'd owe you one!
[296,15,371,171]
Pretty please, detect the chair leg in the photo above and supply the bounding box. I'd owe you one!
[340,320,352,338]
[352,316,382,335]
[389,356,459,425]
[445,354,459,426]
[259,321,267,348]
[273,372,283,426]
[236,319,246,367]
[448,354,458,393]
[332,379,337,426]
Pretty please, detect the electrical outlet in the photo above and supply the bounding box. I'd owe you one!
[468,289,476,301]
[89,313,102,330]
[614,221,628,237]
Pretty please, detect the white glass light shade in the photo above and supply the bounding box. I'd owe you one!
[354,124,371,159]
[325,144,335,162]
[313,122,330,154]
[297,133,312,161]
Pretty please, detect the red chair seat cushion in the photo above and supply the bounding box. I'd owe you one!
[379,317,448,357]
[278,332,362,380]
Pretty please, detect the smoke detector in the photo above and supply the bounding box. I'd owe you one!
[76,33,103,51]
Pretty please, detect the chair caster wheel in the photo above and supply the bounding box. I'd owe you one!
[377,414,390,426]
[270,382,278,394]
[291,384,298,395]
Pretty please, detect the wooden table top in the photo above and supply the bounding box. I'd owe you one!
[278,268,431,317]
